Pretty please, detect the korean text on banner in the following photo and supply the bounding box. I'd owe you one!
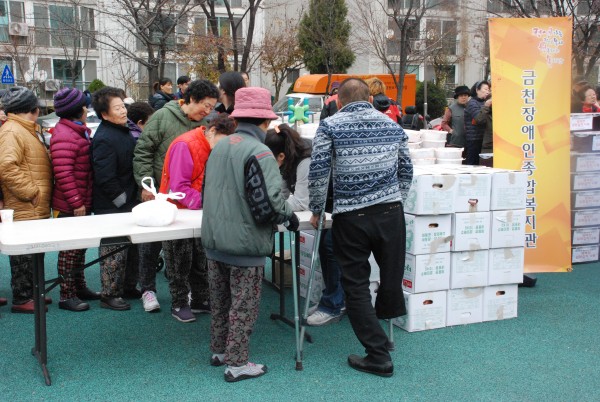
[489,17,572,272]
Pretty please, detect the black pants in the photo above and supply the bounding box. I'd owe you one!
[465,137,483,165]
[332,202,407,363]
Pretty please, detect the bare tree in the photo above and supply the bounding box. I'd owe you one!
[0,31,40,90]
[46,0,94,87]
[352,0,453,106]
[485,0,600,80]
[199,0,264,73]
[85,0,200,94]
[260,17,304,101]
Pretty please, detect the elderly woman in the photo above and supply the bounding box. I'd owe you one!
[91,87,140,311]
[50,87,100,312]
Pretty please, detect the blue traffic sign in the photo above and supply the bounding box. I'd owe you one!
[2,65,15,84]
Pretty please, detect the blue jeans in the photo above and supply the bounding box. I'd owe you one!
[317,229,345,314]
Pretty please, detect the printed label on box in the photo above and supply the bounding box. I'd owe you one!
[451,212,491,251]
[572,227,600,245]
[490,170,527,210]
[455,173,492,212]
[572,245,600,263]
[403,252,450,293]
[405,214,452,255]
[573,190,600,209]
[573,154,600,172]
[572,209,600,227]
[572,174,600,191]
[490,210,526,248]
[404,172,456,215]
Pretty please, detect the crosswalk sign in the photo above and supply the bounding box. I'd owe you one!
[2,65,15,84]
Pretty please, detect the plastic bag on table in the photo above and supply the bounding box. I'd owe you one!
[132,177,185,227]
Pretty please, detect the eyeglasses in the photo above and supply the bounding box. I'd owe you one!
[200,101,216,111]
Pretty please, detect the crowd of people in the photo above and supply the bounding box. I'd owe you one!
[0,71,598,381]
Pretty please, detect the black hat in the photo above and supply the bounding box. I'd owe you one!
[453,85,471,99]
[0,86,39,114]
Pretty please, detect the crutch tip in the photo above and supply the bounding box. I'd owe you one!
[295,362,304,371]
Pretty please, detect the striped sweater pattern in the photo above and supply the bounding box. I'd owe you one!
[308,101,413,215]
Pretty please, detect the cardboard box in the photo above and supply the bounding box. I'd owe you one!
[570,113,600,131]
[454,172,492,212]
[483,285,518,321]
[490,210,526,249]
[405,213,452,255]
[273,260,293,288]
[572,227,600,245]
[572,245,600,264]
[450,212,491,251]
[402,252,450,293]
[450,250,489,288]
[571,173,600,191]
[392,291,447,332]
[490,170,527,210]
[446,288,484,326]
[403,169,457,215]
[571,153,600,173]
[299,266,324,304]
[571,209,600,227]
[571,190,600,209]
[488,247,525,286]
[299,230,318,270]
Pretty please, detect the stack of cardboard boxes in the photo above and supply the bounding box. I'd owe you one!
[570,113,600,264]
[393,165,526,332]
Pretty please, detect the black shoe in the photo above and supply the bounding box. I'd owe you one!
[59,297,90,312]
[519,274,538,288]
[122,288,143,299]
[100,296,131,311]
[77,287,101,300]
[347,354,393,377]
[191,299,211,314]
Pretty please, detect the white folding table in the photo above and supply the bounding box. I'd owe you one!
[0,209,323,385]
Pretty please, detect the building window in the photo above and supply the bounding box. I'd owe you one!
[53,59,84,89]
[286,68,300,84]
[0,1,26,44]
[389,0,421,9]
[387,18,419,56]
[426,19,457,55]
[487,0,512,13]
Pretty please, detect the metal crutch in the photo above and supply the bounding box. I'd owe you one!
[289,229,303,370]
[296,211,326,370]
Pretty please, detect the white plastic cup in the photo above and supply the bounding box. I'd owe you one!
[0,209,14,223]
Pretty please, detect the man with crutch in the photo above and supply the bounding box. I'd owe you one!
[308,78,413,377]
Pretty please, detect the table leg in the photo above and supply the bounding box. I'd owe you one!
[269,232,313,343]
[31,252,51,386]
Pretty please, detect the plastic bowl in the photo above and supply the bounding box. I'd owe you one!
[422,140,447,148]
[436,158,463,165]
[404,129,422,143]
[435,147,464,159]
[421,130,447,141]
[412,158,436,165]
[407,141,422,149]
[410,148,435,159]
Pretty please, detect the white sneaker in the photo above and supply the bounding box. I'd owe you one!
[224,362,268,382]
[307,310,343,326]
[142,290,160,312]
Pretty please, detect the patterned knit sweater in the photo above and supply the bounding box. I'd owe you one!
[308,101,413,215]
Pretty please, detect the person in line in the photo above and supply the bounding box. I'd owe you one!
[0,89,4,307]
[265,124,346,326]
[50,87,101,312]
[0,87,53,313]
[441,85,470,148]
[215,72,246,115]
[464,80,490,165]
[365,77,401,124]
[320,81,340,120]
[133,79,219,319]
[91,87,140,311]
[127,102,155,142]
[577,85,600,113]
[570,76,589,113]
[201,87,298,382]
[308,78,413,377]
[149,78,175,110]
[175,75,191,100]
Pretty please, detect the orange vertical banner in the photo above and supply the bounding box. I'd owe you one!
[489,17,572,272]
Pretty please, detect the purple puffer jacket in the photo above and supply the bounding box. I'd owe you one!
[50,118,93,213]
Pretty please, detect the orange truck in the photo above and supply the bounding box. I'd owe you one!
[293,73,417,109]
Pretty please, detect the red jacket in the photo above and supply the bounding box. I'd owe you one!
[50,118,93,213]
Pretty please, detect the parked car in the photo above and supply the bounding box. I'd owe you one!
[38,109,101,146]
[270,93,326,128]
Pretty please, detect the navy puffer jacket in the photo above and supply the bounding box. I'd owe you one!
[464,97,486,142]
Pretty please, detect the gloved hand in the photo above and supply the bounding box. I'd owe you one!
[284,213,300,232]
